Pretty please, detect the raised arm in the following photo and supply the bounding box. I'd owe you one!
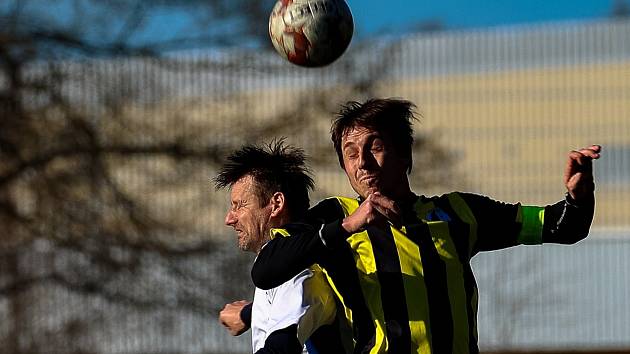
[546,144,601,243]
[252,197,351,290]
[251,223,328,290]
[463,145,601,255]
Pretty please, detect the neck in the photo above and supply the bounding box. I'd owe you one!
[254,231,270,255]
[379,181,416,204]
[253,213,291,255]
[360,189,417,210]
[274,213,291,227]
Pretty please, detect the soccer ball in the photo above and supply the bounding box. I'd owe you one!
[269,0,354,67]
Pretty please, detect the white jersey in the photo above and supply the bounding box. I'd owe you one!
[251,265,337,353]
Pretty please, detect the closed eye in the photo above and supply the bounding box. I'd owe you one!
[371,139,385,152]
[231,200,247,211]
[344,147,359,159]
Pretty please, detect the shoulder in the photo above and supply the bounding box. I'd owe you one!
[271,222,317,238]
[428,191,510,208]
[306,196,358,223]
[423,191,476,202]
[419,192,510,222]
[274,267,330,302]
[279,268,315,289]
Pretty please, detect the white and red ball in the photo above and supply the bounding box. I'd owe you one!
[269,0,354,67]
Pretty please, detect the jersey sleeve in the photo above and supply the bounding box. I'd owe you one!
[254,325,302,354]
[260,268,337,352]
[252,198,347,290]
[240,302,252,328]
[541,193,595,244]
[251,223,327,290]
[457,192,594,256]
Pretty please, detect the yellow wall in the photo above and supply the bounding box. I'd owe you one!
[383,61,630,228]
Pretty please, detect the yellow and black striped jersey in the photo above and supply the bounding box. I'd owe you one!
[253,192,594,353]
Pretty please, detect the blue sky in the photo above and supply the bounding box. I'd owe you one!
[346,0,620,36]
[2,0,623,50]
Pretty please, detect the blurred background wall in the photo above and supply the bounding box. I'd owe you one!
[1,1,629,353]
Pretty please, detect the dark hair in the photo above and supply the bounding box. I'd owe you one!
[214,139,314,219]
[331,98,418,173]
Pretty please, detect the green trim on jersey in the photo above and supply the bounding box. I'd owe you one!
[517,205,545,245]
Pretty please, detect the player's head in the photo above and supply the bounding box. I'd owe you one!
[215,139,314,253]
[331,98,417,199]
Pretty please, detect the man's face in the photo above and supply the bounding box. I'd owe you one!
[341,126,409,199]
[224,175,273,253]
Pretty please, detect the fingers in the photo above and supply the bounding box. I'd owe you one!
[374,195,402,227]
[219,300,248,322]
[219,310,230,328]
[573,145,601,161]
[226,300,249,308]
[231,300,250,307]
[369,192,400,214]
[568,145,602,171]
[565,145,600,200]
[366,192,402,227]
[569,145,602,168]
[583,144,602,154]
[343,193,403,233]
[219,301,249,336]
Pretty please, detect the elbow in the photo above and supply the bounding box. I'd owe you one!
[570,227,591,244]
[565,212,595,244]
[548,226,590,245]
[563,231,589,244]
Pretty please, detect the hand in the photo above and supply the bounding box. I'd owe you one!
[219,300,251,336]
[342,192,401,233]
[564,145,601,202]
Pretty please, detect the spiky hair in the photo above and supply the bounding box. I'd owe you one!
[214,139,314,219]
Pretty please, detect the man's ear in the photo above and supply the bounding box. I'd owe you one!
[269,192,285,217]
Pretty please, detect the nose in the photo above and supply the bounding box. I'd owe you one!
[225,210,237,226]
[358,148,372,169]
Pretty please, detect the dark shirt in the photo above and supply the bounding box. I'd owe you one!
[252,192,594,353]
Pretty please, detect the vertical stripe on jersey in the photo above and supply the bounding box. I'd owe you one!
[367,225,412,353]
[392,226,432,354]
[442,194,481,353]
[323,238,379,353]
[431,197,479,353]
[345,230,386,354]
[446,193,479,259]
[426,220,469,353]
[405,221,454,353]
[324,197,381,353]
